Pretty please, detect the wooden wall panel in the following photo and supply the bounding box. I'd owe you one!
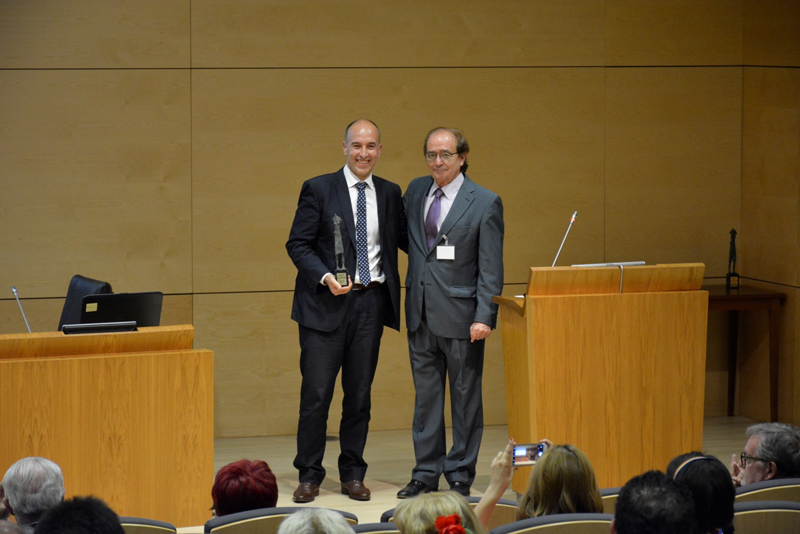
[738,281,796,424]
[744,0,800,67]
[741,68,800,286]
[191,0,604,68]
[192,67,605,292]
[0,0,190,69]
[0,299,65,336]
[705,313,730,417]
[605,0,743,66]
[193,290,507,438]
[605,68,742,274]
[0,70,192,298]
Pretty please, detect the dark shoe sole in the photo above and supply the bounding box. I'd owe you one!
[397,484,433,499]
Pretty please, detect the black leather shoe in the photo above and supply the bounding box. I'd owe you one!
[397,479,433,499]
[449,481,470,496]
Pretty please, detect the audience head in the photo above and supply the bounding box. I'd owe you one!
[740,422,800,485]
[1,457,65,526]
[517,444,603,519]
[667,452,735,534]
[0,521,23,534]
[276,508,354,534]
[612,470,696,534]
[211,459,278,517]
[34,496,124,534]
[394,492,484,534]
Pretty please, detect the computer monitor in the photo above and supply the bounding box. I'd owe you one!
[80,291,164,327]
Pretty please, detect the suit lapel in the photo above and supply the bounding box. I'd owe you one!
[334,169,356,249]
[375,177,386,242]
[433,175,475,249]
[414,178,434,253]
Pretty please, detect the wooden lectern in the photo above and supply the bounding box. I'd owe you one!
[0,325,213,527]
[493,264,708,490]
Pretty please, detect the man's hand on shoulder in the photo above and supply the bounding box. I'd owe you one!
[470,322,492,343]
[324,274,353,296]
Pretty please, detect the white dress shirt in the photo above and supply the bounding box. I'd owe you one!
[424,173,464,233]
[340,165,384,285]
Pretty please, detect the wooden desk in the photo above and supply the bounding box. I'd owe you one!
[705,284,786,421]
[0,325,213,527]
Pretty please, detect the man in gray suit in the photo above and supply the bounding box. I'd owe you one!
[397,127,504,498]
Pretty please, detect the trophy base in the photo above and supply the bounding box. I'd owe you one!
[335,271,348,287]
[726,272,739,290]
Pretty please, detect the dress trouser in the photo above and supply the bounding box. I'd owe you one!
[294,285,385,485]
[408,316,485,488]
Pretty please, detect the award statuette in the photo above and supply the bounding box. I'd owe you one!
[726,228,739,291]
[332,214,348,286]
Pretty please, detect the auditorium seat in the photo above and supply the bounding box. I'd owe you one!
[733,500,800,533]
[352,523,400,533]
[600,487,621,515]
[58,274,113,330]
[119,516,176,534]
[735,478,800,504]
[204,507,358,534]
[487,513,614,534]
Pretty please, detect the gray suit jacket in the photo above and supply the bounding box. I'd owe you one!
[403,174,504,339]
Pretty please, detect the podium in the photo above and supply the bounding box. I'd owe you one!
[493,264,708,490]
[0,325,213,527]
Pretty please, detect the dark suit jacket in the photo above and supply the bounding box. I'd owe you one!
[403,174,504,339]
[286,168,402,332]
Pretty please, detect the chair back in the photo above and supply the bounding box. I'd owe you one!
[488,513,613,534]
[352,523,400,533]
[733,500,800,533]
[479,498,521,530]
[735,477,800,504]
[600,487,621,515]
[119,517,176,534]
[381,497,519,530]
[58,274,112,330]
[204,507,358,534]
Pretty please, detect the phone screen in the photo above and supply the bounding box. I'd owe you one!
[512,443,548,466]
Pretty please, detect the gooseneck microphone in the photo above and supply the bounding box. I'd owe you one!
[11,286,32,333]
[551,211,578,267]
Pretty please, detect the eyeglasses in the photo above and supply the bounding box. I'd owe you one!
[424,151,459,162]
[740,452,770,467]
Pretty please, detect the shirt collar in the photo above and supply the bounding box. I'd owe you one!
[429,173,464,198]
[343,165,374,190]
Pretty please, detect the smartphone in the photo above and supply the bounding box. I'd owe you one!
[513,442,549,466]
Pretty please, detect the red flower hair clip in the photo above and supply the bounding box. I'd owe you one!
[435,514,471,534]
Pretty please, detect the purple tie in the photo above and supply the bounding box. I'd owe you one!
[425,188,444,251]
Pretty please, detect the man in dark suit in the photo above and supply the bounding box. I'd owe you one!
[398,127,504,498]
[286,119,402,503]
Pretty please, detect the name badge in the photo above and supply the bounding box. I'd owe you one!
[437,235,455,261]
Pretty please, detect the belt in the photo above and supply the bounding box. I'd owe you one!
[352,281,381,291]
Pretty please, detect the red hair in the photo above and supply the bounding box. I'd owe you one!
[211,460,278,517]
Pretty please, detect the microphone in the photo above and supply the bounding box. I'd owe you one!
[11,286,32,334]
[551,211,578,267]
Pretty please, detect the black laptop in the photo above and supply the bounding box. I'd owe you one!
[79,291,164,327]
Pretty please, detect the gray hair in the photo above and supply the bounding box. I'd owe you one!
[747,422,800,478]
[0,521,24,534]
[2,457,65,522]
[277,508,354,534]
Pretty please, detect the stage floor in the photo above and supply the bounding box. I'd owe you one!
[202,416,756,526]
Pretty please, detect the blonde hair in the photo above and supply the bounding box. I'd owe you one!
[394,492,485,534]
[518,444,603,519]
